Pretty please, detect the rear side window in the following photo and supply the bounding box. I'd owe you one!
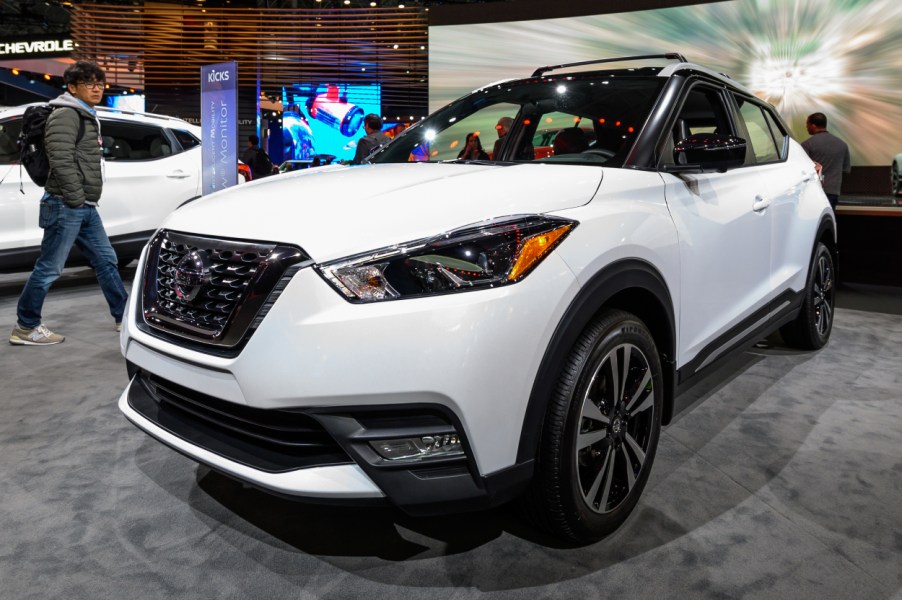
[101,120,172,161]
[171,128,200,151]
[761,107,788,159]
[0,118,22,165]
[737,99,780,164]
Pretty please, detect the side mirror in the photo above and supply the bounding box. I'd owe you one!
[668,133,746,173]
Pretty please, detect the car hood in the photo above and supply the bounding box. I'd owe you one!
[164,162,602,262]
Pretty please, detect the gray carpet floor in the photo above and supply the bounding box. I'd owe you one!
[1,271,901,599]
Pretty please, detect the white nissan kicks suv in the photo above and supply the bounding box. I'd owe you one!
[118,54,836,542]
[0,105,202,272]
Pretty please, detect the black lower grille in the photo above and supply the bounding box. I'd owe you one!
[130,371,352,473]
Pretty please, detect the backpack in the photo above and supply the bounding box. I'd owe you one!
[252,147,273,179]
[18,105,85,187]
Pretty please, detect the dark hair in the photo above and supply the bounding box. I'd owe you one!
[807,112,827,129]
[465,132,484,150]
[364,114,383,132]
[63,61,105,87]
[248,134,260,145]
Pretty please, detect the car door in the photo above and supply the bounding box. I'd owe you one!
[733,96,820,297]
[0,114,45,257]
[658,84,773,368]
[98,118,200,240]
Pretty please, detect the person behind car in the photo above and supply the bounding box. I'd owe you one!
[458,132,490,161]
[492,116,513,159]
[352,114,392,164]
[801,112,851,210]
[241,134,273,179]
[10,61,129,346]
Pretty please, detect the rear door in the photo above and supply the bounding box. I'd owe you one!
[0,114,45,256]
[98,118,200,239]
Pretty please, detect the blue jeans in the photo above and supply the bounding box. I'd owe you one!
[17,194,128,329]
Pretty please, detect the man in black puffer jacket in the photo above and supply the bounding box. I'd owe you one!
[10,61,128,346]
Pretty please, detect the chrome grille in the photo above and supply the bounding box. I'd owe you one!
[140,230,310,352]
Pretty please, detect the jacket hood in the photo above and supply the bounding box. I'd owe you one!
[163,162,603,262]
[49,93,98,121]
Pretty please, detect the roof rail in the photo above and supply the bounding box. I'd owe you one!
[531,53,688,77]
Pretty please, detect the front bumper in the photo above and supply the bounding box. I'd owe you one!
[120,253,578,513]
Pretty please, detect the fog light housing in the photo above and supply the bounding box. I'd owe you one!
[370,433,464,461]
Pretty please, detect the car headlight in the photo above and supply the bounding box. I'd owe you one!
[317,215,576,302]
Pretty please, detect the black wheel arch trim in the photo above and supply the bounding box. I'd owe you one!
[516,258,676,466]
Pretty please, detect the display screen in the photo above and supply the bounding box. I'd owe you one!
[105,94,145,113]
[281,83,381,162]
[429,0,902,166]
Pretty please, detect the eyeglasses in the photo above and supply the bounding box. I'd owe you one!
[78,81,105,90]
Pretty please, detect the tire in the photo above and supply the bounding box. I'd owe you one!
[780,242,835,350]
[523,309,663,543]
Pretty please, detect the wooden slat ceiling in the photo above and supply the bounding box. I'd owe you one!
[70,3,428,107]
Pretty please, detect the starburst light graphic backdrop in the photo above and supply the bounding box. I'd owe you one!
[430,0,902,166]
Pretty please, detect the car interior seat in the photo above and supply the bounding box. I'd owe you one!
[150,137,172,158]
[108,139,132,160]
[552,127,589,155]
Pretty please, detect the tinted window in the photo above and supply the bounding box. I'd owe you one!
[0,118,22,165]
[100,120,171,161]
[172,128,200,151]
[371,75,665,168]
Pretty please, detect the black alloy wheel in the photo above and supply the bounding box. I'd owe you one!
[523,309,663,543]
[781,242,835,350]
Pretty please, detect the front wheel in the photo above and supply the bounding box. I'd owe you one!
[780,242,835,350]
[523,309,663,543]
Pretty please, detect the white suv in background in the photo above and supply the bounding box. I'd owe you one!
[0,105,202,271]
[118,54,836,543]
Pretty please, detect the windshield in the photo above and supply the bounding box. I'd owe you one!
[371,73,665,167]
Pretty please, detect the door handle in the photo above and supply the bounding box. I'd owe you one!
[801,169,816,183]
[753,195,771,212]
[166,170,191,179]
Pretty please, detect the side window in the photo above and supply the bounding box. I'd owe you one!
[171,128,200,151]
[0,118,22,165]
[101,120,171,161]
[737,99,780,164]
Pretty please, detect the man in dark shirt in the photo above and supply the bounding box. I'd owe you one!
[801,112,851,210]
[352,114,391,164]
[241,134,272,180]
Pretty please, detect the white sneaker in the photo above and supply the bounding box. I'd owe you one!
[9,324,65,346]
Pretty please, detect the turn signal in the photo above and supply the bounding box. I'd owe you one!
[508,224,572,281]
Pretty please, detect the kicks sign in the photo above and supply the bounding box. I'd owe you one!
[207,70,230,83]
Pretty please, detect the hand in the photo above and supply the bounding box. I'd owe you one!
[813,161,822,174]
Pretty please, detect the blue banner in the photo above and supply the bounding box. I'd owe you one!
[201,61,237,195]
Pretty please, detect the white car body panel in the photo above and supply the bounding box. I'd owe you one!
[99,147,201,238]
[166,162,603,262]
